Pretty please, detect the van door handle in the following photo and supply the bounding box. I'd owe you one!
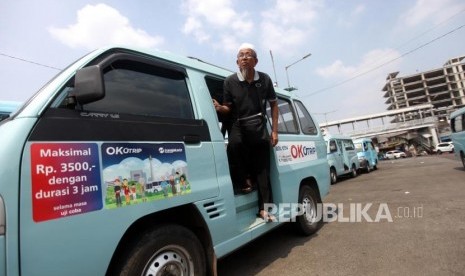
[183,135,201,144]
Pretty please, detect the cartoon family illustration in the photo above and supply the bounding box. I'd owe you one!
[102,143,190,209]
[108,171,190,208]
[159,172,189,198]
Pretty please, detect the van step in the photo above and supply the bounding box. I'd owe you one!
[234,191,267,231]
[235,205,267,231]
[234,191,258,213]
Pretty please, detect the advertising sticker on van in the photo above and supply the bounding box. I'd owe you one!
[31,143,103,222]
[101,143,190,209]
[275,141,317,165]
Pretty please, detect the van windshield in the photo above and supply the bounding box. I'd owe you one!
[354,143,364,152]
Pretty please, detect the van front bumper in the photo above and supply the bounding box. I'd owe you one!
[358,159,368,169]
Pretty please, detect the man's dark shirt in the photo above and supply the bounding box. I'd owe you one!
[223,71,277,121]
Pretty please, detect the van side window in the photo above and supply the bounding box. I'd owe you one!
[329,140,338,153]
[452,114,463,132]
[205,76,224,103]
[205,76,230,136]
[266,98,299,134]
[294,100,317,135]
[369,142,374,150]
[97,60,193,119]
[58,59,194,120]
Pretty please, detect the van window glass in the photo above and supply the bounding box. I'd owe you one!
[343,139,355,150]
[368,142,374,150]
[267,98,299,134]
[205,76,230,136]
[0,114,8,121]
[329,140,338,153]
[206,76,224,104]
[294,100,317,135]
[336,140,343,151]
[452,115,463,132]
[81,60,194,119]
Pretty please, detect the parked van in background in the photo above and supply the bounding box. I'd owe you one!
[353,137,379,173]
[0,101,22,121]
[324,134,360,184]
[450,106,465,169]
[0,46,330,275]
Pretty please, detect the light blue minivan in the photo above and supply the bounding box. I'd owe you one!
[353,137,379,173]
[0,46,330,275]
[324,134,360,184]
[450,106,465,169]
[0,101,22,121]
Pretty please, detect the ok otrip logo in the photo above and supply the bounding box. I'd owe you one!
[290,144,316,159]
[275,142,317,165]
[106,147,143,155]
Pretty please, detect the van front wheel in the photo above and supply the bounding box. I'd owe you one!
[118,224,206,276]
[350,164,357,178]
[295,185,323,236]
[330,168,337,184]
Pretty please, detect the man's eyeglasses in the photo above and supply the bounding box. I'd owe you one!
[237,54,256,59]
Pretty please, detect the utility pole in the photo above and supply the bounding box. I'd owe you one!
[285,53,312,92]
[269,50,278,87]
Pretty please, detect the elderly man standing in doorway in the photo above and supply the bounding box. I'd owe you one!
[213,43,279,222]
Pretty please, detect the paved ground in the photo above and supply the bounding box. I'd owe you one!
[217,154,465,276]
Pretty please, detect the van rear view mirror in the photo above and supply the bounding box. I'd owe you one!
[73,65,105,105]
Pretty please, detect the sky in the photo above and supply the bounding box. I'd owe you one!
[1,0,465,123]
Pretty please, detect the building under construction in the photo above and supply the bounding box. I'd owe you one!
[321,56,465,155]
[383,56,465,111]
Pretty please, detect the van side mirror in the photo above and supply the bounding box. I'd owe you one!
[73,65,105,104]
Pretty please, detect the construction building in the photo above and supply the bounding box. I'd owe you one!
[382,56,465,141]
[321,56,465,155]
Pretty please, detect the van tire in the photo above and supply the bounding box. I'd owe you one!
[330,168,337,184]
[118,224,206,276]
[461,152,465,170]
[365,165,371,173]
[350,164,357,178]
[295,185,323,236]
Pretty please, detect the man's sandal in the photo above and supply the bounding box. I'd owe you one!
[241,179,253,194]
[241,186,253,194]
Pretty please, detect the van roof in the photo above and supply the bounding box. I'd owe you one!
[0,101,22,113]
[323,133,353,140]
[95,46,294,97]
[15,46,296,118]
[450,106,465,119]
[353,137,373,143]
